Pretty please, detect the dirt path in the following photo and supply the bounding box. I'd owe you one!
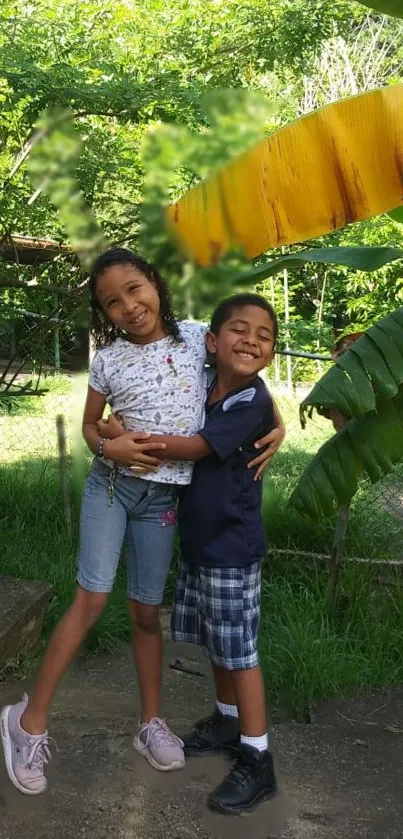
[1,639,403,839]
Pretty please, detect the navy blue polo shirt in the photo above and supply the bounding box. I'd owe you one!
[178,376,274,568]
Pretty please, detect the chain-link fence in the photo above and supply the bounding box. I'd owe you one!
[264,391,403,572]
[348,466,403,562]
[0,372,82,461]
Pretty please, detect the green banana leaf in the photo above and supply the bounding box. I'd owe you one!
[235,246,403,286]
[300,307,403,427]
[290,388,403,521]
[388,207,403,224]
[359,0,403,18]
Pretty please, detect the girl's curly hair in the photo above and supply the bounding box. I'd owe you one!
[89,247,181,349]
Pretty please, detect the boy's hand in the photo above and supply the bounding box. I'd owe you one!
[103,432,166,471]
[97,413,125,440]
[248,424,286,481]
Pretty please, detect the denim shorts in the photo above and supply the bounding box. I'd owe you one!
[77,459,179,604]
[171,559,262,670]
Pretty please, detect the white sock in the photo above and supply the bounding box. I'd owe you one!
[216,700,239,718]
[240,733,269,752]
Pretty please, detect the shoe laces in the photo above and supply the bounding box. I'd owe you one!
[27,734,58,772]
[142,718,184,749]
[196,713,217,736]
[227,749,257,785]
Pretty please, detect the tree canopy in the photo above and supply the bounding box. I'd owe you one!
[0,0,402,367]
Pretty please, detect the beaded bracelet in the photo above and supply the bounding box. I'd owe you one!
[97,437,108,459]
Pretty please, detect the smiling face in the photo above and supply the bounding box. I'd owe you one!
[95,263,166,344]
[206,304,275,383]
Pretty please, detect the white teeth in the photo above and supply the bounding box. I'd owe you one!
[131,312,146,325]
[238,352,254,359]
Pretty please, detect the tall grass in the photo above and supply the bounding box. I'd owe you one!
[0,456,132,651]
[260,559,403,719]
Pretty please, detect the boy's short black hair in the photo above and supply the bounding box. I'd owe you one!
[210,293,278,345]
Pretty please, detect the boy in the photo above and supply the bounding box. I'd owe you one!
[139,292,279,814]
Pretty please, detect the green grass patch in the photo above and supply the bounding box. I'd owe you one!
[0,457,131,652]
[259,558,403,720]
[0,373,73,416]
[1,374,403,714]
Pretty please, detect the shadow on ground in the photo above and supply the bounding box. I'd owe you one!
[1,640,403,839]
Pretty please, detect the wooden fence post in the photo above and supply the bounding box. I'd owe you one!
[56,414,71,535]
[327,504,350,607]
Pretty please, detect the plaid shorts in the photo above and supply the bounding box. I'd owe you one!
[171,559,262,670]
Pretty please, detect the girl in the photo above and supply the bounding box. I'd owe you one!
[1,248,285,795]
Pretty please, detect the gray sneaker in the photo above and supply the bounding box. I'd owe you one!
[133,717,185,771]
[1,694,55,795]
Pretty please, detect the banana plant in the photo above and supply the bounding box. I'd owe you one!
[164,61,403,525]
[289,307,403,520]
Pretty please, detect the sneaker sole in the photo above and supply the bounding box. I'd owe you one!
[133,740,185,772]
[184,737,240,759]
[1,705,46,796]
[184,744,221,758]
[208,784,277,815]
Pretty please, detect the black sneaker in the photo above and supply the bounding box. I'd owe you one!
[182,708,240,757]
[208,743,277,815]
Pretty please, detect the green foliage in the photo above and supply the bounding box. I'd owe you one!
[260,555,403,718]
[300,308,403,421]
[290,308,403,519]
[0,0,402,348]
[389,207,403,224]
[27,107,108,267]
[290,389,403,519]
[236,246,403,285]
[359,0,403,18]
[138,87,275,314]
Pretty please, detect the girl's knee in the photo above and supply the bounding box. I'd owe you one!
[129,601,160,634]
[73,587,108,626]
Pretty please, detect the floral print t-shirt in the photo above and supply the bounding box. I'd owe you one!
[89,321,208,485]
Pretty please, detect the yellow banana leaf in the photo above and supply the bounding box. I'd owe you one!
[166,85,403,267]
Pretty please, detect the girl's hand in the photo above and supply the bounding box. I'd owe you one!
[97,413,125,440]
[103,432,166,470]
[248,423,286,481]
